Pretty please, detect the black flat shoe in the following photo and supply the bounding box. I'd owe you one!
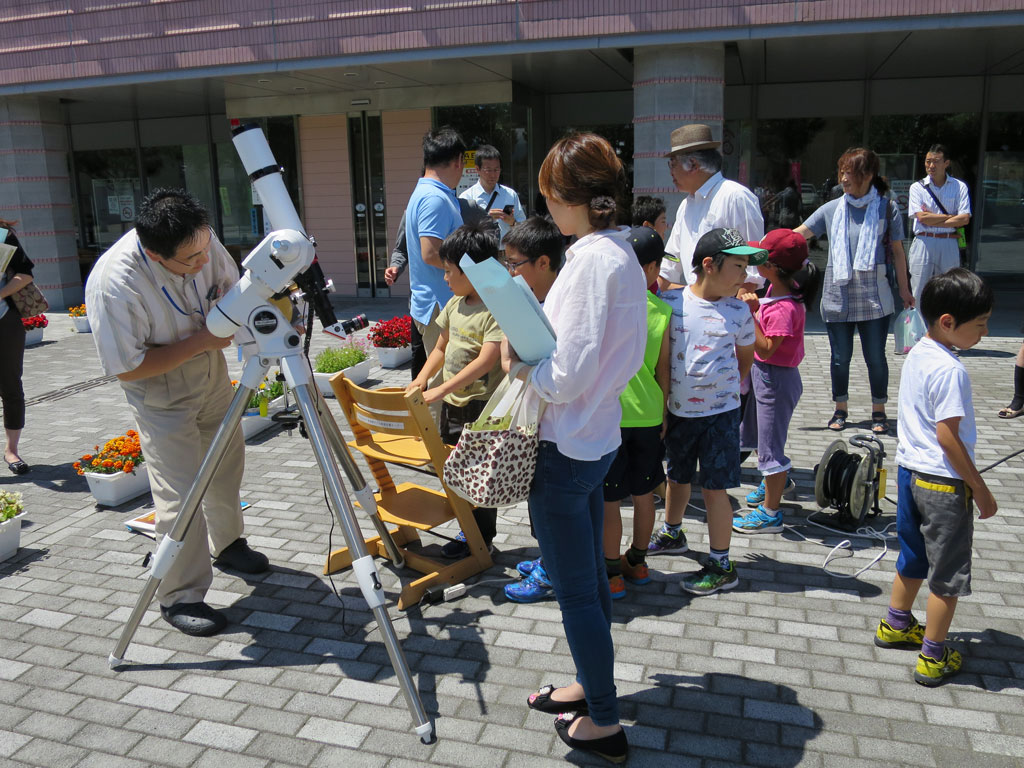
[527,684,588,714]
[7,460,29,475]
[213,537,270,574]
[160,602,227,636]
[554,712,628,764]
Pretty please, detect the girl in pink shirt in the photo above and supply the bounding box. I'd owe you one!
[735,229,820,533]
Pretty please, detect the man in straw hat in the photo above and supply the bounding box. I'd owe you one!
[658,124,764,292]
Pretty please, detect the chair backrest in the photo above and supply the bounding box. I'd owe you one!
[331,373,450,483]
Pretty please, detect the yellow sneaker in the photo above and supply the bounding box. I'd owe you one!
[914,647,963,687]
[874,616,925,649]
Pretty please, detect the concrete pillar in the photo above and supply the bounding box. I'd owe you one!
[632,44,725,228]
[0,96,80,308]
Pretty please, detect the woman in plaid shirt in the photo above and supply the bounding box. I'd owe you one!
[795,148,913,435]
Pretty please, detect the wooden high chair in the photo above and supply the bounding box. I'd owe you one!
[327,373,493,609]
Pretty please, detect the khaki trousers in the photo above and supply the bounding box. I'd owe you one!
[121,350,245,607]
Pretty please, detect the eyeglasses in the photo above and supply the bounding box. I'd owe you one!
[170,228,213,268]
[478,166,501,175]
[505,257,530,272]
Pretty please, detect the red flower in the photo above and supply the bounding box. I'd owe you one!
[22,314,48,330]
[368,315,412,348]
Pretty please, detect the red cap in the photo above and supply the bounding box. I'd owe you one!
[748,229,808,272]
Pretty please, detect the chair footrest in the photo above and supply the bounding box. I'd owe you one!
[376,482,458,530]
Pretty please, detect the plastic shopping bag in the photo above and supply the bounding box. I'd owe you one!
[443,372,545,507]
[893,307,927,355]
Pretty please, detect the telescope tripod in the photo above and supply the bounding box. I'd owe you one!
[108,336,434,744]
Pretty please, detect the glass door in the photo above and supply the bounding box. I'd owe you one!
[348,112,389,297]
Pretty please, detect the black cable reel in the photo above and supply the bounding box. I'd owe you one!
[812,434,887,531]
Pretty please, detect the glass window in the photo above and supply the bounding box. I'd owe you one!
[434,103,531,212]
[977,112,1024,275]
[752,116,862,232]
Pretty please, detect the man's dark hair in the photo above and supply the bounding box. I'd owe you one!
[474,144,501,166]
[423,126,466,169]
[631,195,666,227]
[920,268,993,327]
[502,215,565,272]
[135,188,209,259]
[439,220,499,272]
[927,144,950,160]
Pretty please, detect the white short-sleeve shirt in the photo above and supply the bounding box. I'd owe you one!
[85,228,240,377]
[896,337,975,478]
[908,175,971,235]
[660,172,765,287]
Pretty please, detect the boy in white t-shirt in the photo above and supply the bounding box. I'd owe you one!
[648,228,765,595]
[876,268,996,687]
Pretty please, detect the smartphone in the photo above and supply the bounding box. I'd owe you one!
[502,205,514,215]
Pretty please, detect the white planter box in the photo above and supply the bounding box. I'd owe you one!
[24,327,43,346]
[0,513,25,562]
[313,358,372,397]
[84,464,151,507]
[241,413,275,440]
[375,345,412,368]
[72,316,92,333]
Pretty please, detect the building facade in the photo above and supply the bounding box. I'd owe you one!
[2,1,1023,307]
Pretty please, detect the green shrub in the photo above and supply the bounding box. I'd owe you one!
[315,345,369,373]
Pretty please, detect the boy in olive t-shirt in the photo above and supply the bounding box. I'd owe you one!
[407,221,504,558]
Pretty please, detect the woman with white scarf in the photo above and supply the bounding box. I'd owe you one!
[795,148,913,434]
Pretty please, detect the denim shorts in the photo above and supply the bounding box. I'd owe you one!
[664,408,741,490]
[896,466,974,597]
[603,425,666,501]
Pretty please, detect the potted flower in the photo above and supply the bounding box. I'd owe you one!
[69,304,91,333]
[74,429,151,507]
[0,489,26,562]
[22,314,47,346]
[368,315,413,368]
[233,379,277,440]
[313,340,372,395]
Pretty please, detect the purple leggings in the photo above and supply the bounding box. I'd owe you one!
[740,361,802,476]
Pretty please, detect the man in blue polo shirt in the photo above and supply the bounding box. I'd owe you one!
[406,126,466,381]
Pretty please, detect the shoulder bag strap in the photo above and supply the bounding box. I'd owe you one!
[922,181,950,216]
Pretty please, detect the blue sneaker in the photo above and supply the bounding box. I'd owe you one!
[744,478,797,506]
[504,563,554,603]
[517,557,542,577]
[732,504,785,534]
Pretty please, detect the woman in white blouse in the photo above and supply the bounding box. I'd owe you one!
[503,133,646,763]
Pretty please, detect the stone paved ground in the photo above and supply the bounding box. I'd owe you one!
[2,295,1023,768]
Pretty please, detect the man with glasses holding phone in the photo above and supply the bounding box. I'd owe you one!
[459,144,525,250]
[86,188,268,638]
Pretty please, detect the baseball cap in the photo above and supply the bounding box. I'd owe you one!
[627,225,665,267]
[692,227,768,270]
[751,229,809,272]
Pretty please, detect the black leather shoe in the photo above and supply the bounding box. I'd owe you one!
[213,537,269,574]
[554,712,628,764]
[7,460,29,475]
[160,602,227,636]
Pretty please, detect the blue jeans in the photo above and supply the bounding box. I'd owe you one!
[529,441,618,726]
[824,315,890,404]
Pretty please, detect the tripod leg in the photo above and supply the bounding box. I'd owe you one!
[311,382,406,568]
[110,359,268,668]
[289,378,434,743]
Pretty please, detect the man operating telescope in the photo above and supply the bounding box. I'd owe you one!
[86,188,269,637]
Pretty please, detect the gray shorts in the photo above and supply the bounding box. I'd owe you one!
[896,466,974,597]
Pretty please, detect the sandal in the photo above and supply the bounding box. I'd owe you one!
[827,409,847,431]
[871,412,889,435]
[998,406,1024,419]
[528,684,588,714]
